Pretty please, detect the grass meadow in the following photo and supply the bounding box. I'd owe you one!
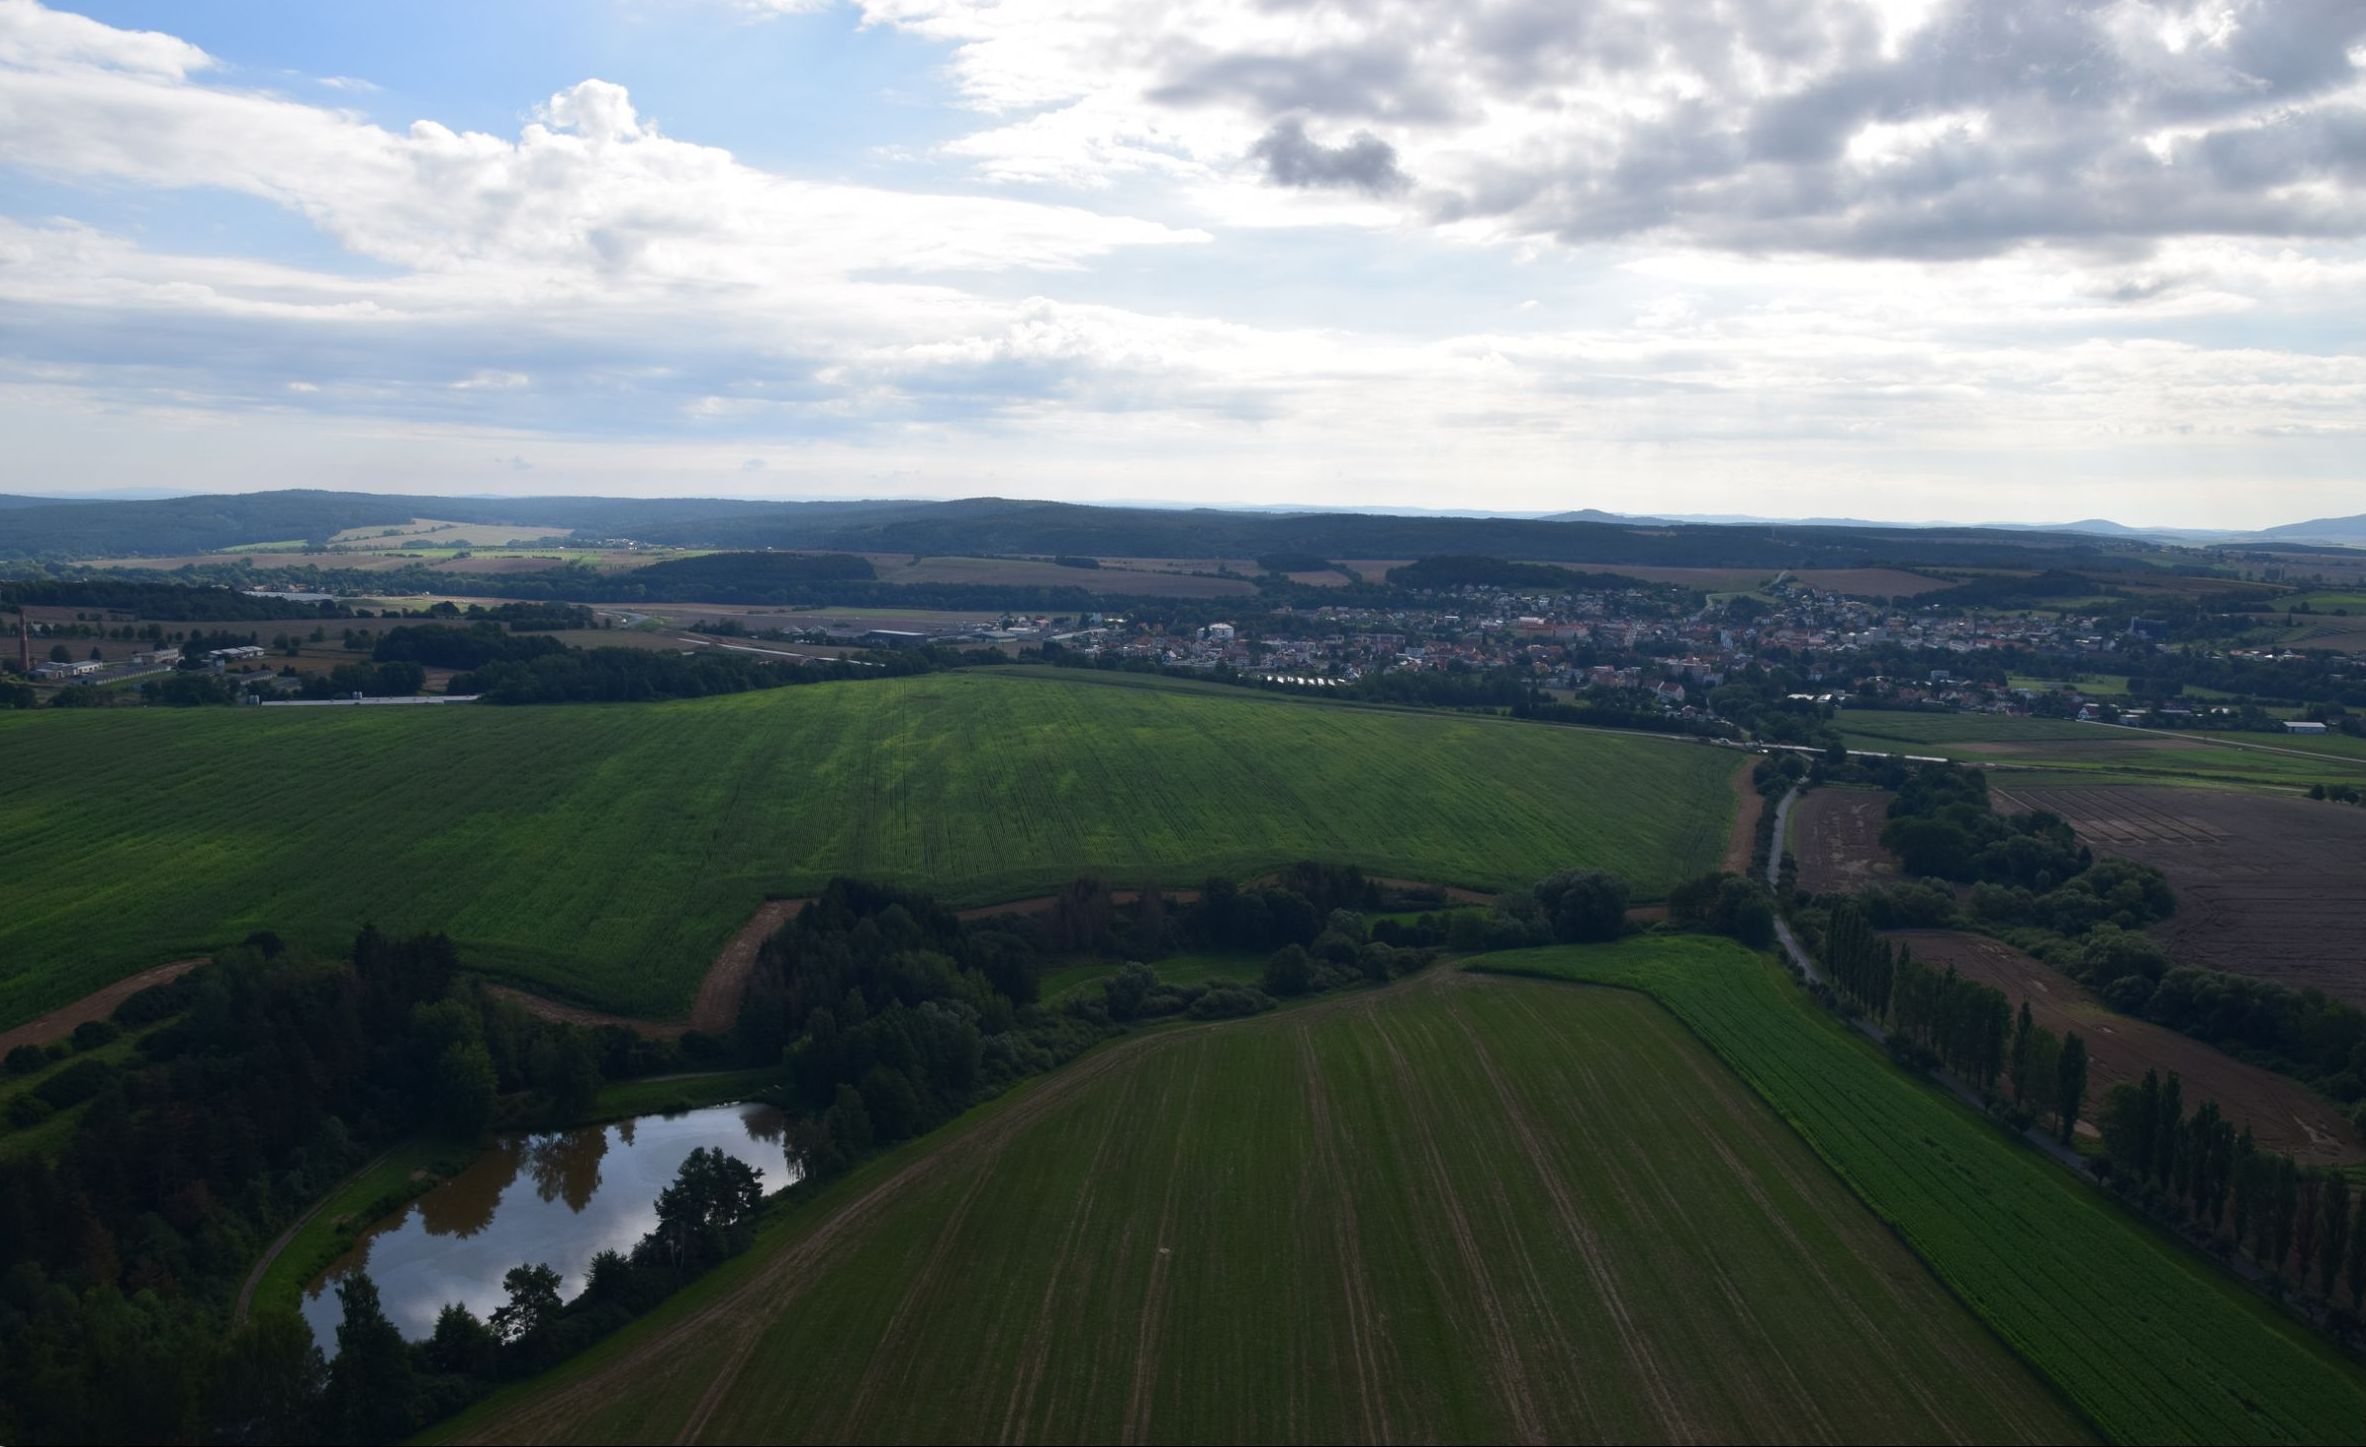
[436,973,2086,1444]
[1478,936,2366,1443]
[0,672,1733,1026]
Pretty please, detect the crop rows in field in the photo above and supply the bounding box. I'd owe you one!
[0,673,1733,1026]
[439,976,2083,1444]
[1479,936,2366,1443]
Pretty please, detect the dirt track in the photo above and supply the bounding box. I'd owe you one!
[690,899,806,1033]
[1723,756,1763,875]
[0,958,206,1056]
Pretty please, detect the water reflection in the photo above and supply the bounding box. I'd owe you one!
[301,1102,792,1350]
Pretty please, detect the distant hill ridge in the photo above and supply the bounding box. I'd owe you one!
[0,488,2356,566]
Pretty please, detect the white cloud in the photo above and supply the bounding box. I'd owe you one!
[0,0,2362,526]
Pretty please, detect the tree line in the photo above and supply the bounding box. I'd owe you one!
[449,640,982,704]
[2096,1070,2366,1322]
[1818,902,2091,1138]
[0,930,695,1444]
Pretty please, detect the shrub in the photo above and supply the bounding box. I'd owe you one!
[1263,945,1314,997]
[1188,986,1273,1020]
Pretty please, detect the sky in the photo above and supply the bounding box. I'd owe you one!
[1,0,2362,528]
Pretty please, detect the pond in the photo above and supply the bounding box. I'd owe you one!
[300,1102,794,1350]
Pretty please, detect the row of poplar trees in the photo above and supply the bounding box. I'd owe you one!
[1823,904,2089,1140]
[2102,1069,2366,1307]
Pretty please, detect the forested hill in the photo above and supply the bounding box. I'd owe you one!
[0,489,2203,573]
[632,497,2167,573]
[0,491,903,558]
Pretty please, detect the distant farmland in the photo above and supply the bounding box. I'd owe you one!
[0,673,1732,1026]
[1839,712,2366,790]
[438,975,2086,1445]
[1988,782,2366,1007]
[1481,937,2366,1443]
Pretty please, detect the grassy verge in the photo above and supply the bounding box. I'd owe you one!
[585,1069,783,1123]
[248,1136,475,1322]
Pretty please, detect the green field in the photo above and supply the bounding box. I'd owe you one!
[0,672,1732,1026]
[1838,710,2366,790]
[438,974,2086,1444]
[1840,711,2121,745]
[1478,937,2366,1442]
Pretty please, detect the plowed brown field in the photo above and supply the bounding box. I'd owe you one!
[1884,930,2361,1165]
[1990,783,2366,1006]
[1791,787,1899,894]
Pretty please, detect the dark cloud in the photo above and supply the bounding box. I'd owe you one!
[1150,0,2366,258]
[1152,42,1457,123]
[1251,117,1409,194]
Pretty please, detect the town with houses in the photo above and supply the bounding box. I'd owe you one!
[1008,575,2349,735]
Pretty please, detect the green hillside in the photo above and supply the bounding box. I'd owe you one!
[0,673,1732,1025]
[436,975,2084,1444]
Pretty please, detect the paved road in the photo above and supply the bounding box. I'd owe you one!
[1764,784,1799,892]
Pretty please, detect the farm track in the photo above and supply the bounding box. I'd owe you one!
[1720,755,1762,875]
[688,898,806,1034]
[232,1147,398,1327]
[0,957,205,1056]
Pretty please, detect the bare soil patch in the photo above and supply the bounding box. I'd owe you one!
[486,986,689,1040]
[0,958,205,1056]
[1992,783,2366,1007]
[1885,930,2362,1165]
[1723,755,1764,875]
[1791,788,1899,895]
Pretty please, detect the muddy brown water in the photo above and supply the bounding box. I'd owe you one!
[300,1103,795,1351]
